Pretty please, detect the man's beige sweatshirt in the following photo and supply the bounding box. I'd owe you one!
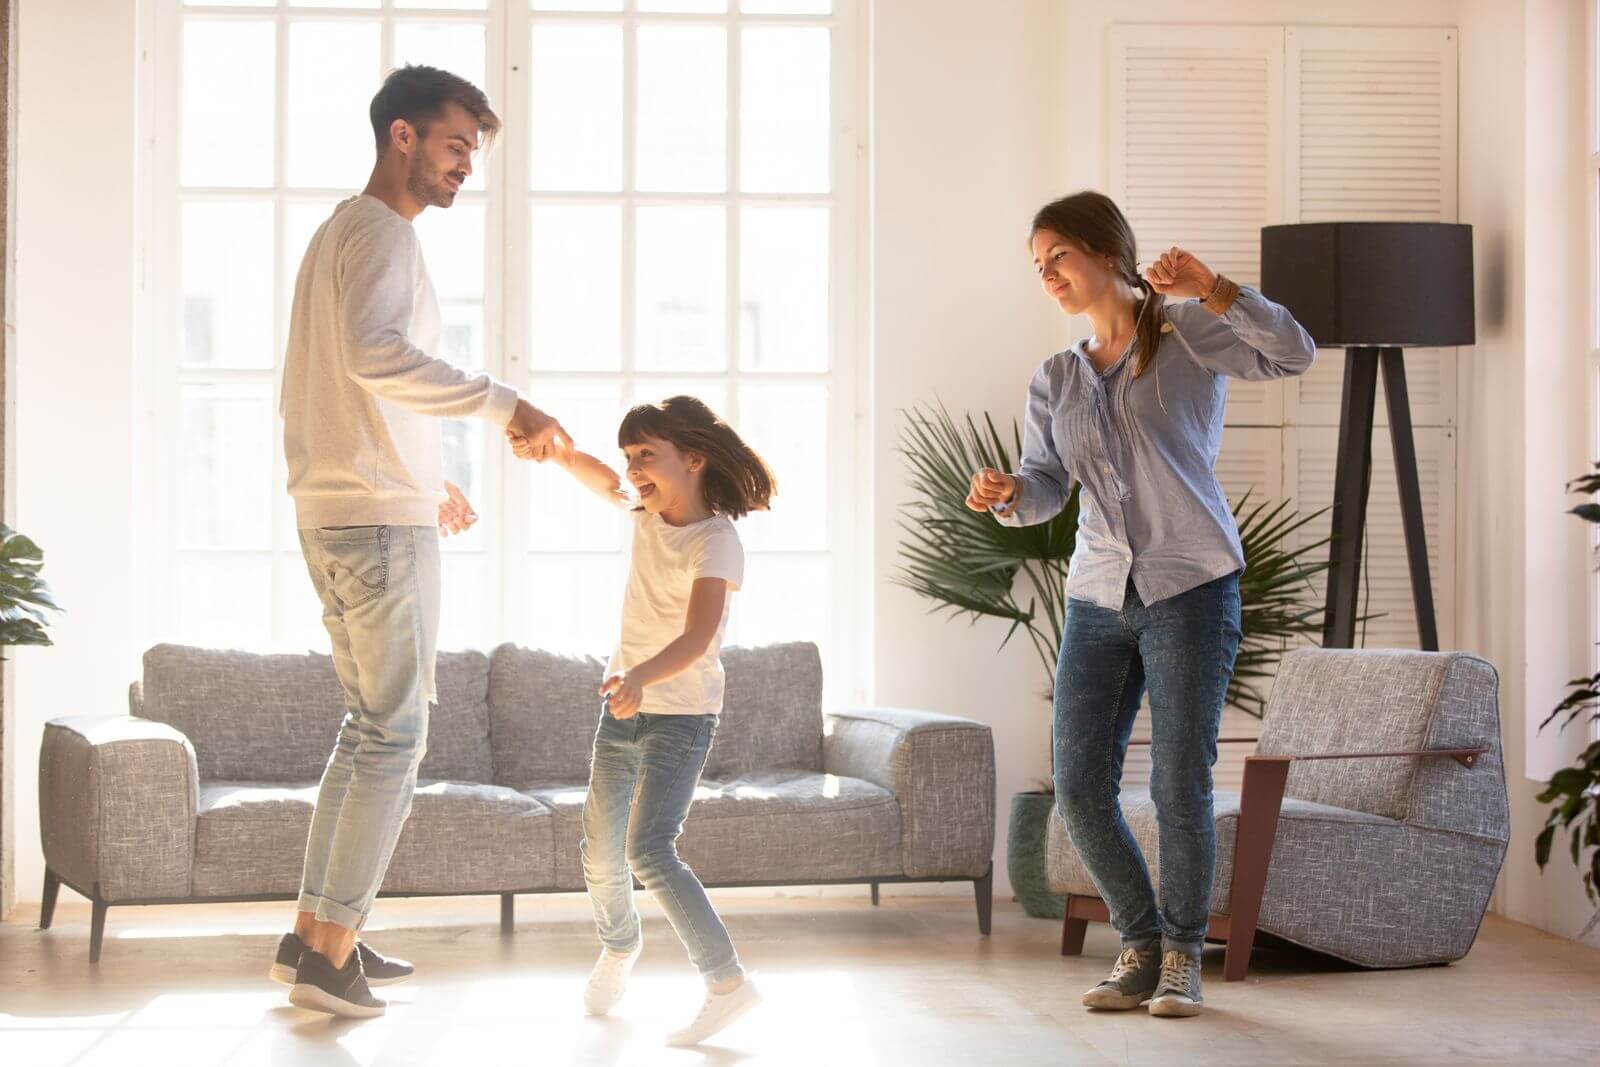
[282,194,517,529]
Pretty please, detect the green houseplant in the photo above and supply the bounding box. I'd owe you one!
[0,523,60,650]
[1534,464,1600,939]
[895,402,1329,918]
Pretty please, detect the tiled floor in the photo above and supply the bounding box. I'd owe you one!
[3,892,1598,1066]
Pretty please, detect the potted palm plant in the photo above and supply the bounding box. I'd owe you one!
[0,523,59,650]
[895,402,1328,918]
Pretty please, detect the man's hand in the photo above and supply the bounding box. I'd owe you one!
[439,480,478,538]
[507,399,574,463]
[966,468,1017,512]
[599,672,644,719]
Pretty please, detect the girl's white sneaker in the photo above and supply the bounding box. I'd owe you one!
[664,978,762,1047]
[583,944,642,1016]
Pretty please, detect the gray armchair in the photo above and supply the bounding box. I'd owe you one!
[1048,648,1509,981]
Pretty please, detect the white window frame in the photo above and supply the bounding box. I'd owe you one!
[136,0,867,704]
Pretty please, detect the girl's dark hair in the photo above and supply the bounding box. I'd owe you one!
[369,64,501,156]
[618,396,775,520]
[1031,191,1166,380]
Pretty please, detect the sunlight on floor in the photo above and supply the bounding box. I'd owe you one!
[2,971,874,1067]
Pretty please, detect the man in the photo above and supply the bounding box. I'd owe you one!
[274,64,569,1019]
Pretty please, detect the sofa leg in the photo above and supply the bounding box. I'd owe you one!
[870,882,879,906]
[974,863,993,936]
[40,868,61,930]
[89,901,107,964]
[1061,894,1097,956]
[500,893,515,936]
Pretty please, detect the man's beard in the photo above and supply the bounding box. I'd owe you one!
[407,154,461,209]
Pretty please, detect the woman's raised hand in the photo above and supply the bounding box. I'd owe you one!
[1142,246,1218,301]
[966,467,1017,512]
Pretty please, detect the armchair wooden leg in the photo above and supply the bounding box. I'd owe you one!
[973,863,993,936]
[500,893,515,936]
[870,882,879,906]
[1223,756,1291,982]
[1061,894,1102,956]
[40,868,61,930]
[89,901,108,964]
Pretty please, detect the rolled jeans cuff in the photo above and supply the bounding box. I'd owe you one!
[298,891,367,933]
[703,955,745,988]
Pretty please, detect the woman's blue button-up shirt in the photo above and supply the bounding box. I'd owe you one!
[993,286,1317,610]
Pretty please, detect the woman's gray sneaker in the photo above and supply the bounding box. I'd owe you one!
[288,949,386,1019]
[1148,950,1205,1017]
[1081,946,1161,1010]
[269,932,414,987]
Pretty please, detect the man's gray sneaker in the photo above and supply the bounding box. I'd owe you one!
[1081,946,1160,1010]
[1148,950,1204,1017]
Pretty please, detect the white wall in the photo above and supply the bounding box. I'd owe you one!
[10,0,140,908]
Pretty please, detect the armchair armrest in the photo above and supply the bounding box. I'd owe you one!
[823,707,994,879]
[39,715,200,901]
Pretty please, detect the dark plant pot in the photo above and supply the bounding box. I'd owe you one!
[1007,790,1065,919]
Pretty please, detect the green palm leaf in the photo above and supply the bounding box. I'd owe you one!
[0,522,61,650]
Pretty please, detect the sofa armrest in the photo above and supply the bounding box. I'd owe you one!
[40,716,199,901]
[823,707,994,879]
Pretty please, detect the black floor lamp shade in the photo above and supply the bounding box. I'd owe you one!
[1258,221,1475,653]
[1261,222,1474,348]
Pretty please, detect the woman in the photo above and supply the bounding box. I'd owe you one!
[967,191,1315,1018]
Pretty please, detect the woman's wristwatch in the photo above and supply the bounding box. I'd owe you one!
[1200,273,1240,315]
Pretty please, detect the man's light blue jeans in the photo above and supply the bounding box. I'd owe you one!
[581,710,744,986]
[296,524,440,932]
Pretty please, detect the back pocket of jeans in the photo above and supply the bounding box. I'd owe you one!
[318,528,389,610]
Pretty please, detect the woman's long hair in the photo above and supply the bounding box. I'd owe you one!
[618,395,776,519]
[1031,191,1167,381]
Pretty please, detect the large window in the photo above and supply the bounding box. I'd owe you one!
[142,1,860,690]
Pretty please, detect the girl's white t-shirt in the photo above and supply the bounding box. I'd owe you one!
[607,509,744,716]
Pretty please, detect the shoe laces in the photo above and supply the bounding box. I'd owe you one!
[1108,947,1148,983]
[1159,951,1198,997]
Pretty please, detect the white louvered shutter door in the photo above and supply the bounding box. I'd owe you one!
[1110,25,1285,428]
[1284,27,1460,428]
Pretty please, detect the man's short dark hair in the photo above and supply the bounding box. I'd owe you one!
[369,64,501,156]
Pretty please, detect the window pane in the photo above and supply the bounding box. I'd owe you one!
[636,205,725,372]
[530,25,622,192]
[177,556,272,650]
[741,27,830,192]
[525,382,628,552]
[439,555,488,651]
[636,27,726,193]
[727,557,828,650]
[288,21,382,189]
[523,556,625,657]
[533,0,621,10]
[640,0,727,10]
[180,383,273,549]
[291,0,379,7]
[631,380,728,419]
[530,203,622,371]
[740,206,829,372]
[414,201,486,370]
[736,383,826,550]
[397,0,487,8]
[441,420,486,551]
[277,553,332,654]
[741,0,832,11]
[182,200,275,369]
[394,23,490,192]
[182,21,275,187]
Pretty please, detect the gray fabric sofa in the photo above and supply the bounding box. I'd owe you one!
[1049,648,1508,981]
[39,641,995,961]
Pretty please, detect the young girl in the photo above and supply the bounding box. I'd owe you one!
[509,394,775,1047]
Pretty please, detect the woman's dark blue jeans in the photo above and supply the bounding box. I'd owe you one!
[1053,571,1241,959]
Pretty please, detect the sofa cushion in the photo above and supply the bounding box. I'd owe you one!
[191,779,555,897]
[140,644,493,784]
[1045,788,1395,906]
[706,643,825,779]
[528,771,902,891]
[488,645,606,787]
